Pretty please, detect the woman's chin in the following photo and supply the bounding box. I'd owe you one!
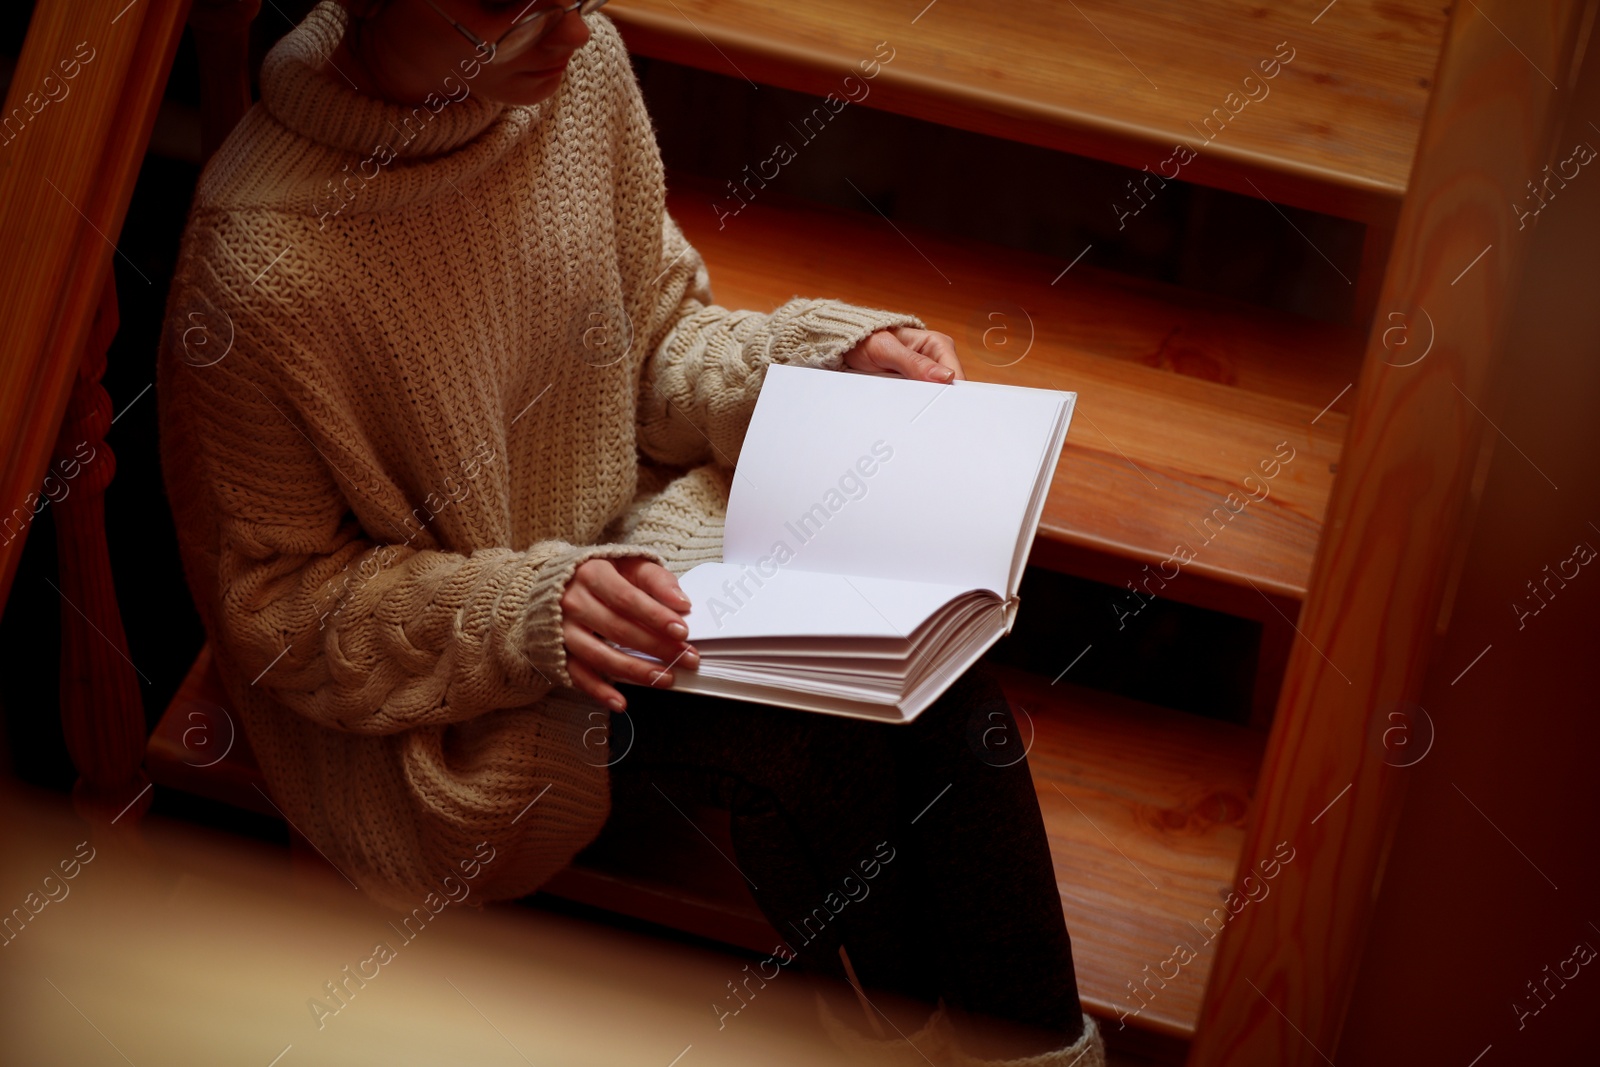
[491,70,566,106]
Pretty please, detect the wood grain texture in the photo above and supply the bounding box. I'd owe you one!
[1186,4,1593,1065]
[670,177,1354,606]
[568,663,1266,1045]
[149,647,1263,1049]
[0,0,189,613]
[611,0,1448,223]
[997,666,1264,1043]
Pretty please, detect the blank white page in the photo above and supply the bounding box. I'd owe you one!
[677,562,971,642]
[723,364,1069,595]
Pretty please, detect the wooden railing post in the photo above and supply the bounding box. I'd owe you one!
[0,0,192,824]
[1187,3,1593,1063]
[51,273,151,825]
[0,0,190,613]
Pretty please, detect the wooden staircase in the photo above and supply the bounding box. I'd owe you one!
[142,3,1399,1056]
[3,2,1589,1065]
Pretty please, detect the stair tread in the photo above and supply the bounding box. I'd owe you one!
[669,177,1353,605]
[150,648,1260,1046]
[611,0,1449,222]
[993,664,1262,1040]
[557,665,1261,1042]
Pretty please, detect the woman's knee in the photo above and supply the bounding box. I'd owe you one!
[910,661,1031,769]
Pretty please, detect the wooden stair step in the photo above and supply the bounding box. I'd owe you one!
[149,649,1262,1051]
[993,664,1262,1044]
[552,663,1263,1051]
[669,177,1354,608]
[612,0,1449,223]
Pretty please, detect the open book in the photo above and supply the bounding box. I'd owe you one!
[623,363,1075,722]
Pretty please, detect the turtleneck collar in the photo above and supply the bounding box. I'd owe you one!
[260,0,510,159]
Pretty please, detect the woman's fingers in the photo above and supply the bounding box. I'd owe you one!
[846,328,962,382]
[621,558,694,616]
[900,327,965,381]
[873,329,951,382]
[564,579,696,667]
[560,558,702,711]
[577,558,691,641]
[564,622,681,691]
[566,654,626,711]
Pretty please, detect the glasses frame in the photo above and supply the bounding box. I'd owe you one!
[418,0,610,62]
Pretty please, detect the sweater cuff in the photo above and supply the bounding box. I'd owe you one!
[768,299,928,372]
[520,542,667,691]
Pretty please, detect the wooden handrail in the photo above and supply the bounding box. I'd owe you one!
[1188,3,1593,1063]
[0,0,192,819]
[0,0,190,615]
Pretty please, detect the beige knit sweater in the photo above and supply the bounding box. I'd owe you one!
[157,2,923,911]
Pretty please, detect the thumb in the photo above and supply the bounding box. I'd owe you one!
[866,330,952,382]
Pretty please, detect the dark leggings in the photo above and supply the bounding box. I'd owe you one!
[604,661,1086,1049]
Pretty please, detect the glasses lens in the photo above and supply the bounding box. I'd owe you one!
[496,12,552,57]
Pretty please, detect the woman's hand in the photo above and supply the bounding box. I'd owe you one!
[562,558,697,711]
[842,326,964,383]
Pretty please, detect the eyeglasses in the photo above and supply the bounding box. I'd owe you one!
[419,0,610,62]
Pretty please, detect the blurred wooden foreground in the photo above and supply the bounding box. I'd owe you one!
[0,781,853,1066]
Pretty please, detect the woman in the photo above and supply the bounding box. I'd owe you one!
[157,1,1102,1063]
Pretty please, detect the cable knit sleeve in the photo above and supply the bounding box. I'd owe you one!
[173,294,660,737]
[632,210,926,470]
